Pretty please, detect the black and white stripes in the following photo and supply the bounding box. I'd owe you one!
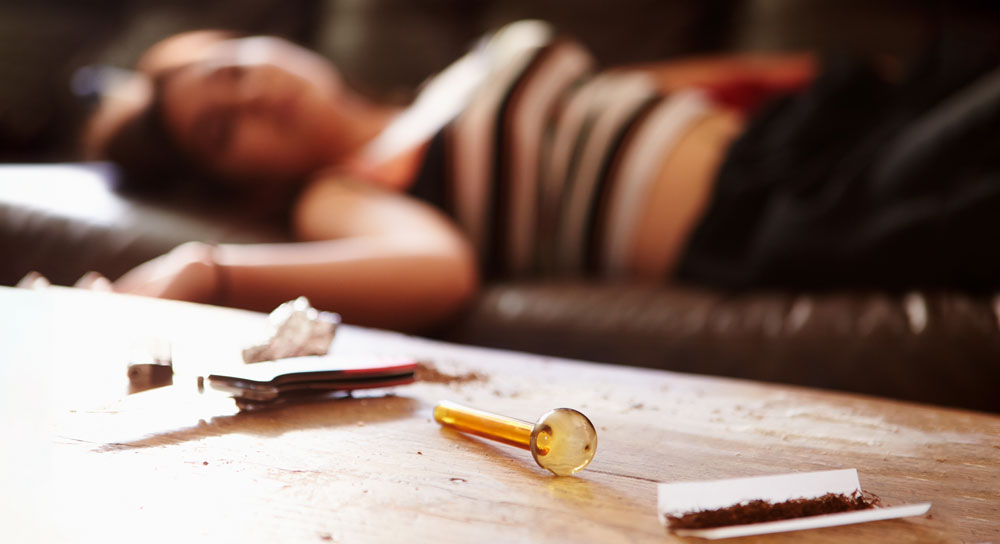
[408,21,712,280]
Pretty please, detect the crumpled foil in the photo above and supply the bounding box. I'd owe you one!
[242,297,341,364]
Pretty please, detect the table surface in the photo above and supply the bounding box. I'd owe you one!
[1,286,997,543]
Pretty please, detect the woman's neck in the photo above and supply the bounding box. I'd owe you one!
[322,93,402,167]
[318,92,433,191]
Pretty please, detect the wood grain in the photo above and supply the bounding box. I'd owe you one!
[1,286,997,543]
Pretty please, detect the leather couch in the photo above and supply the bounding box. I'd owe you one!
[3,163,998,413]
[2,1,998,412]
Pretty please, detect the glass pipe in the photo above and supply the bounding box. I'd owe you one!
[433,400,597,476]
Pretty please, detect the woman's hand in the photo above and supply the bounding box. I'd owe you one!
[113,241,222,303]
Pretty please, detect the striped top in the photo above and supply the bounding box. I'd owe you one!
[400,21,713,279]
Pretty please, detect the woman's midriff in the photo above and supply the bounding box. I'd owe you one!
[627,108,743,281]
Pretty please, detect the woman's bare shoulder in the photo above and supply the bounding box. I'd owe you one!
[293,172,386,239]
[292,171,462,242]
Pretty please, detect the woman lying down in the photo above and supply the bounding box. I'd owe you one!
[69,20,1000,332]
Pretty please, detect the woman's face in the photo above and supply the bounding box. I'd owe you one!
[159,37,343,185]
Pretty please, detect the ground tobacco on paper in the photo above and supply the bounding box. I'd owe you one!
[666,492,881,529]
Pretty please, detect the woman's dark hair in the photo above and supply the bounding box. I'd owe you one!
[98,72,206,196]
[89,64,310,220]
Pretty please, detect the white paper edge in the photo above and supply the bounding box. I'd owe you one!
[672,503,932,540]
[657,469,932,539]
[658,469,861,516]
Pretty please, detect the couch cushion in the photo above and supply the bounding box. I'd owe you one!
[0,162,289,285]
[441,281,1000,412]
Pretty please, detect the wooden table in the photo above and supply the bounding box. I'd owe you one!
[1,286,997,543]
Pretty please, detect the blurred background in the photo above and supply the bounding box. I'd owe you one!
[2,0,994,164]
[3,1,1000,413]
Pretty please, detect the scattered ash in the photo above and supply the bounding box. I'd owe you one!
[415,361,487,385]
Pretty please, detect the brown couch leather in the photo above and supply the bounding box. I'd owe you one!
[445,283,1000,412]
[2,163,998,412]
[0,163,286,286]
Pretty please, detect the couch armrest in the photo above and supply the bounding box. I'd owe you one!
[441,282,1000,411]
[0,163,289,285]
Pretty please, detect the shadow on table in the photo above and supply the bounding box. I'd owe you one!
[436,426,651,516]
[57,392,419,451]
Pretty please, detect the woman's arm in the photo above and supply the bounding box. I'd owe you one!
[114,176,479,333]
